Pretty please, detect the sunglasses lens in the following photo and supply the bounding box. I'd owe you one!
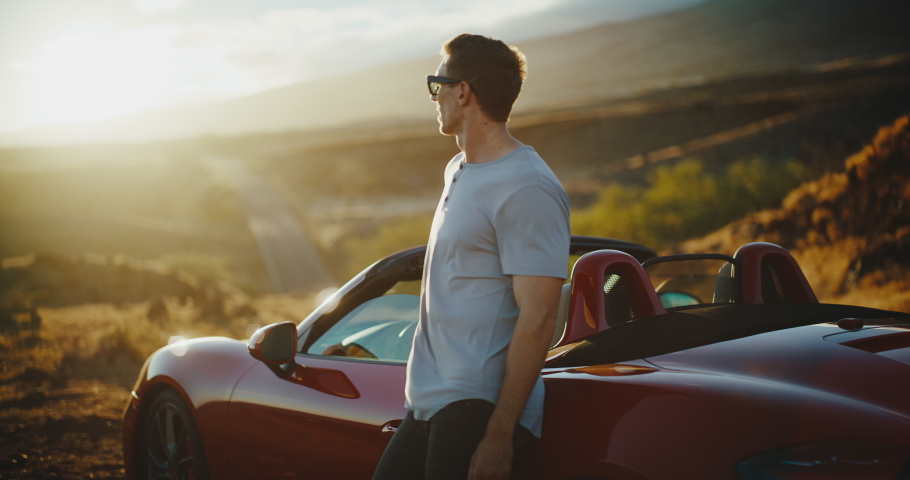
[430,82,440,94]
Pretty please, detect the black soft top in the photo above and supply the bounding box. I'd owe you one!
[549,303,910,368]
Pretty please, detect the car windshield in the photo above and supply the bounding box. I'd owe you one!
[305,294,419,363]
[644,256,735,308]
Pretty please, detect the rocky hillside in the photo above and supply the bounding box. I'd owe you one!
[676,114,910,310]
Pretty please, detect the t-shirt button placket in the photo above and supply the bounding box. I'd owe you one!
[447,176,457,202]
[446,166,464,204]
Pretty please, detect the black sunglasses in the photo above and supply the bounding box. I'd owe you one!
[427,75,461,95]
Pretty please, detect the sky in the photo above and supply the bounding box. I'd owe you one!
[0,0,703,133]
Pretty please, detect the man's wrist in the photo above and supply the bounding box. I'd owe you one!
[484,416,517,441]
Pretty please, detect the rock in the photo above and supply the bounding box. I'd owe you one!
[15,367,50,383]
[146,297,170,324]
[42,417,78,437]
[18,391,47,408]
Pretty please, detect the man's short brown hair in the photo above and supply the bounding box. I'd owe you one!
[441,34,527,122]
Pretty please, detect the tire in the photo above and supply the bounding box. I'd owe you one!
[138,388,210,480]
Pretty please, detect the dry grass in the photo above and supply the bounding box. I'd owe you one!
[0,149,272,295]
[792,240,868,300]
[0,294,317,384]
[825,273,910,312]
[0,242,323,479]
[0,302,154,479]
[0,284,316,479]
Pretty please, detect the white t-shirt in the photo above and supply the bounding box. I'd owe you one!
[405,145,570,437]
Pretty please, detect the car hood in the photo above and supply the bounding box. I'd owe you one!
[137,336,257,402]
[646,319,910,419]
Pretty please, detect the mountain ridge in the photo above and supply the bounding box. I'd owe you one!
[3,0,909,146]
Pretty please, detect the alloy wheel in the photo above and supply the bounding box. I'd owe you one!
[145,398,197,480]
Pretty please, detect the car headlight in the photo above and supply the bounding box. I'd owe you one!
[737,441,910,480]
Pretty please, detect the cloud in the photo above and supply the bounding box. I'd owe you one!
[135,0,188,14]
[5,61,29,72]
[153,0,567,88]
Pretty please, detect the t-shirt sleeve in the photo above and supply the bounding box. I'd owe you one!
[495,185,570,279]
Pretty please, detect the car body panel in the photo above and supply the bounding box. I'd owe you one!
[539,360,910,479]
[646,321,910,421]
[122,337,257,480]
[226,355,407,479]
[126,320,910,480]
[824,323,910,366]
[122,239,910,480]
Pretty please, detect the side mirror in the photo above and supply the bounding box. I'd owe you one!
[249,322,297,374]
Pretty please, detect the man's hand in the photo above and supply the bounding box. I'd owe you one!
[467,274,563,480]
[468,433,513,480]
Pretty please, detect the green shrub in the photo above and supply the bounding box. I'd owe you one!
[572,158,809,248]
[336,158,808,271]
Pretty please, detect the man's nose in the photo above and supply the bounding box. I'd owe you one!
[430,94,437,102]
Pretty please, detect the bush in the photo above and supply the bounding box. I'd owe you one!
[572,158,809,248]
[336,158,809,271]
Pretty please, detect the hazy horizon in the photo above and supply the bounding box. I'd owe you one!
[0,0,704,134]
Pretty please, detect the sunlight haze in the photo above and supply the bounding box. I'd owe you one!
[0,0,702,134]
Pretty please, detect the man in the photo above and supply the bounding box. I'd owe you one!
[372,34,570,480]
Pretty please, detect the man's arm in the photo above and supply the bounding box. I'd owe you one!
[468,274,564,480]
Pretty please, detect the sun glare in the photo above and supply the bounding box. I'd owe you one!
[29,31,166,124]
[2,0,683,133]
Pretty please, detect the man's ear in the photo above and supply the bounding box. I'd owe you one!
[457,81,472,106]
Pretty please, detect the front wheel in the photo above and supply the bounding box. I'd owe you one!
[139,389,210,480]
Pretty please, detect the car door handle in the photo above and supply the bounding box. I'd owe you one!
[381,420,402,436]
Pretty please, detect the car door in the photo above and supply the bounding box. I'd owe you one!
[226,294,417,479]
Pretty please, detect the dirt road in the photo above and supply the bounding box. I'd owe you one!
[207,157,334,294]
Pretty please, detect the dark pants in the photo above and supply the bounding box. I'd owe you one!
[371,399,536,480]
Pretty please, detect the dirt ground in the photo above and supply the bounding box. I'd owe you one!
[0,377,128,480]
[0,282,315,480]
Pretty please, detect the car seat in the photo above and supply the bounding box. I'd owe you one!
[550,283,572,349]
[712,262,736,304]
[559,250,666,346]
[734,243,818,304]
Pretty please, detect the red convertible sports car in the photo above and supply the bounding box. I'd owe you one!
[122,236,910,480]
